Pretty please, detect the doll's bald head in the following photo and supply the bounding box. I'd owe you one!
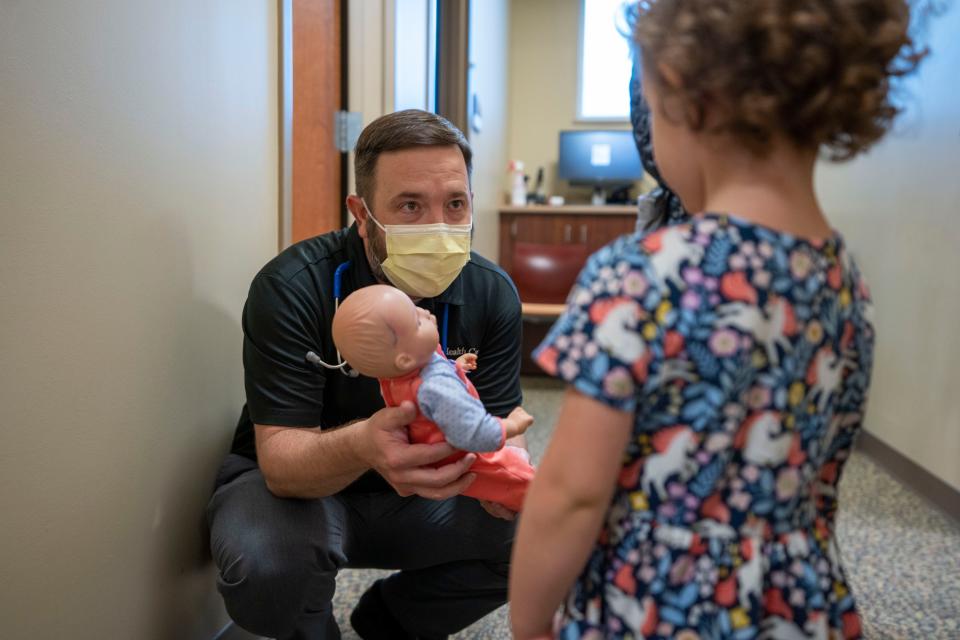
[332,284,439,379]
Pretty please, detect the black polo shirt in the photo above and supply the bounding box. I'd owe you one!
[230,223,523,493]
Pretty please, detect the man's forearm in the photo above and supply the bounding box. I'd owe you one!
[256,421,370,498]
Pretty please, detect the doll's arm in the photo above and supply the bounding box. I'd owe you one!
[500,406,534,439]
[455,352,478,371]
[418,376,532,451]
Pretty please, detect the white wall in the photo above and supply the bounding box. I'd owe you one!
[469,0,512,260]
[0,2,278,638]
[816,4,960,491]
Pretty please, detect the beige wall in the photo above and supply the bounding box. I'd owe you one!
[469,0,511,260]
[815,5,960,491]
[508,0,642,205]
[0,2,278,638]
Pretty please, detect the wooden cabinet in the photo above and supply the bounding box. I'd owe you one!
[498,205,638,275]
[498,205,638,376]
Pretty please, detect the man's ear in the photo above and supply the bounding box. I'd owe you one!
[394,352,416,373]
[346,195,369,239]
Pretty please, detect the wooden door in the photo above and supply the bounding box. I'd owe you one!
[290,0,344,245]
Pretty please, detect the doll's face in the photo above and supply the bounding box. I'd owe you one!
[392,302,440,373]
[332,284,441,379]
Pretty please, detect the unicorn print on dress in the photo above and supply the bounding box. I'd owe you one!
[807,347,843,412]
[758,614,828,640]
[642,426,698,500]
[646,359,698,389]
[647,226,705,288]
[738,537,763,610]
[654,523,695,549]
[595,300,646,362]
[693,519,737,541]
[605,586,657,637]
[717,296,796,365]
[738,412,794,466]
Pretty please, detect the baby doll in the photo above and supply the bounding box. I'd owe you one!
[332,284,535,512]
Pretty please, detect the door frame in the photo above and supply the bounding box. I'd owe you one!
[344,0,391,226]
[279,0,346,250]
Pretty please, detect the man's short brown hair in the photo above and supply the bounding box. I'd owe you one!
[354,109,473,200]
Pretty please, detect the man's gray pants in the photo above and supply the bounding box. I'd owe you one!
[206,454,516,640]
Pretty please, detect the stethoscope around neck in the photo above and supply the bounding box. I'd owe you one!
[305,260,451,377]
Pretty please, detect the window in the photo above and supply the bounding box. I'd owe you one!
[578,0,633,121]
[394,0,437,112]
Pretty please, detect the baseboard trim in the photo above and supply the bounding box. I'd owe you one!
[856,430,960,526]
[212,621,264,640]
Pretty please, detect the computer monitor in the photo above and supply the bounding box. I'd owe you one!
[557,130,643,204]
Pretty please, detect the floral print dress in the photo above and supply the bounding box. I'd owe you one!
[535,214,873,640]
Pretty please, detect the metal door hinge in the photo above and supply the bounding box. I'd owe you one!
[335,111,362,152]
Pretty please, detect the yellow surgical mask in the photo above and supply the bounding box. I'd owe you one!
[363,200,472,299]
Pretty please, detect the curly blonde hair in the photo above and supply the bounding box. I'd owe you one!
[631,0,925,160]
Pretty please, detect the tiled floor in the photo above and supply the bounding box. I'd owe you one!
[235,376,960,639]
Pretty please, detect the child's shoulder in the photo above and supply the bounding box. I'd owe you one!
[592,217,725,259]
[583,218,716,283]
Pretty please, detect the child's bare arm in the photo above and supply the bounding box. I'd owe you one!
[509,387,632,640]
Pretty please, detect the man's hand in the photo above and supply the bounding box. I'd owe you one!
[455,352,478,371]
[357,401,477,500]
[478,499,517,521]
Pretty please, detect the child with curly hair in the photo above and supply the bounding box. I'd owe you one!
[509,1,924,638]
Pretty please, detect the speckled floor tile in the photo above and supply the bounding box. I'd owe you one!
[836,454,960,639]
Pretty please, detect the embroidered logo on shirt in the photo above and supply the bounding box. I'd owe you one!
[445,346,479,358]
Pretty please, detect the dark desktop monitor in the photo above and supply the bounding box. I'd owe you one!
[557,130,643,204]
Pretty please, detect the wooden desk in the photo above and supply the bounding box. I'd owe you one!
[498,204,637,275]
[501,205,637,375]
[520,302,566,318]
[499,204,638,215]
